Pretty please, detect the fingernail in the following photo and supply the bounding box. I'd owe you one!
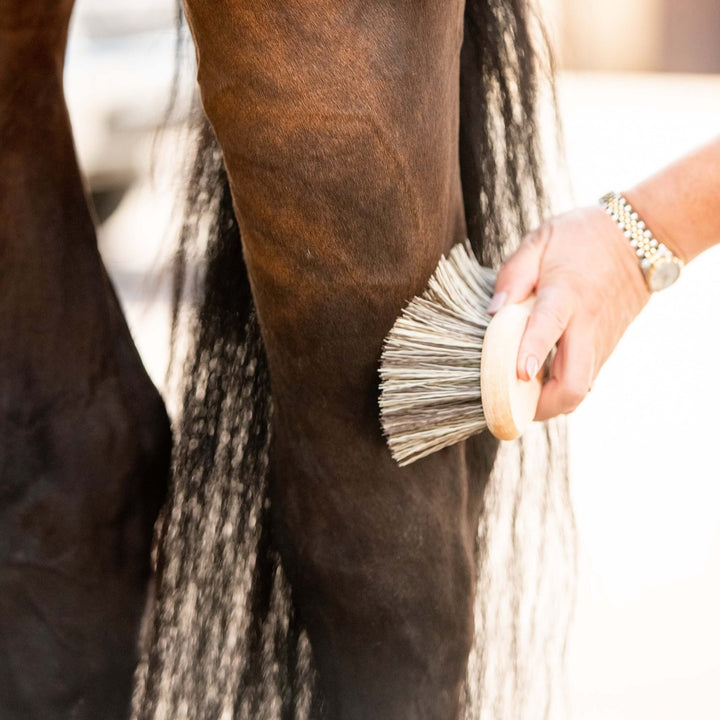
[487,291,507,315]
[525,356,539,380]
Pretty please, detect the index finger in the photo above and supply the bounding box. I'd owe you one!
[517,284,574,381]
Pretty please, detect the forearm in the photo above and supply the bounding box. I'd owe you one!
[624,137,720,263]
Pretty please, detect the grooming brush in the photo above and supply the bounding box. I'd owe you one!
[379,241,541,466]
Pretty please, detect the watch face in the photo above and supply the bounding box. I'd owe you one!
[647,257,681,291]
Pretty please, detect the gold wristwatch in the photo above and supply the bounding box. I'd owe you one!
[600,191,684,292]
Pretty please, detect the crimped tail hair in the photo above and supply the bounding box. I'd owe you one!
[460,0,555,266]
[132,2,575,719]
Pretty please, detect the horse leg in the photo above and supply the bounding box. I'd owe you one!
[183,1,496,717]
[0,8,171,719]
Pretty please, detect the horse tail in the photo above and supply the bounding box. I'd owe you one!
[133,2,574,718]
[132,115,314,718]
[460,0,554,266]
[460,3,576,719]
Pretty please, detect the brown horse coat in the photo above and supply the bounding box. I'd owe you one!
[2,1,555,718]
[183,2,498,717]
[1,6,170,718]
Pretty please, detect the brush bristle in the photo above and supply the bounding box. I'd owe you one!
[379,241,496,466]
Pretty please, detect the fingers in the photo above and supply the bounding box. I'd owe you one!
[534,322,596,421]
[489,214,601,420]
[516,284,574,381]
[487,225,552,314]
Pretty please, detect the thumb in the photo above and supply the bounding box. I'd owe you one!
[487,226,550,314]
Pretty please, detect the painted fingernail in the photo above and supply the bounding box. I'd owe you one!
[487,292,507,315]
[525,356,539,380]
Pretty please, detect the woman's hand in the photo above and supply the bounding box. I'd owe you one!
[488,206,651,421]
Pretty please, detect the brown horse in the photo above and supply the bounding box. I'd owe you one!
[1,3,170,718]
[2,1,572,719]
[135,2,572,719]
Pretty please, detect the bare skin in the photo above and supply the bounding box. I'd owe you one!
[1,3,170,718]
[491,138,720,420]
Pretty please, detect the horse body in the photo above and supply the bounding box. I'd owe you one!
[2,1,558,718]
[183,2,496,716]
[0,7,170,718]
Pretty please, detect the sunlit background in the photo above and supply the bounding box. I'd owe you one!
[64,1,720,717]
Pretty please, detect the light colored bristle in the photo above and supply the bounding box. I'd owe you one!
[379,241,496,466]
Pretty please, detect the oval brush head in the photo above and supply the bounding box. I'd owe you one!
[378,241,541,466]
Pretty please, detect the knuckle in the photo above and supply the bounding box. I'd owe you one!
[533,301,568,334]
[560,382,587,412]
[495,263,513,286]
[523,222,552,250]
[496,258,530,292]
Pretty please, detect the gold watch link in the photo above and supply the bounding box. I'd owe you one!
[600,191,683,292]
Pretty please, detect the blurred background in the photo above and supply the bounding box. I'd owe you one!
[64,0,720,717]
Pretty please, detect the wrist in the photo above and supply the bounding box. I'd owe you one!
[622,187,688,264]
[621,138,720,264]
[591,205,651,304]
[600,191,684,293]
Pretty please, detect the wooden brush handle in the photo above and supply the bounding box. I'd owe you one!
[480,296,542,441]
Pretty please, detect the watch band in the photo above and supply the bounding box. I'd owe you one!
[600,191,683,292]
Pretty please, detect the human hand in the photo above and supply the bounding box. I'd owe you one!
[488,206,651,421]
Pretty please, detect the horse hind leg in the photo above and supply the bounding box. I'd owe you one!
[183,2,495,717]
[0,9,171,719]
